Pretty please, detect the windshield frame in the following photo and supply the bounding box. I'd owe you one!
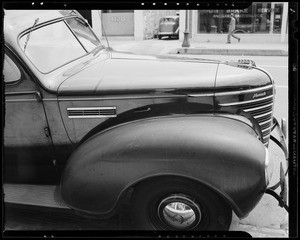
[17,16,104,74]
[64,16,102,52]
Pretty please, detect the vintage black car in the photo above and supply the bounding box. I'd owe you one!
[157,15,179,39]
[3,10,288,231]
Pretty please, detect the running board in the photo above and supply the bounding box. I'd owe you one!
[3,184,70,209]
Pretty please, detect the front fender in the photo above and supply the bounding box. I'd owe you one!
[60,115,266,218]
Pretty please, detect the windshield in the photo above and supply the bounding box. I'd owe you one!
[161,18,176,23]
[19,17,102,73]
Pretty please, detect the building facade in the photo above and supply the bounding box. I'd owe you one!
[89,2,288,43]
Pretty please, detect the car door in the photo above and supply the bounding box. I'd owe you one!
[3,48,58,184]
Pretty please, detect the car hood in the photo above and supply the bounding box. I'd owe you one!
[57,52,219,96]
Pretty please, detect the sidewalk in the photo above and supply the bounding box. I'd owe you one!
[107,38,288,56]
[230,222,288,238]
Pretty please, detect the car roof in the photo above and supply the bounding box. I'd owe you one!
[162,15,179,19]
[4,10,81,45]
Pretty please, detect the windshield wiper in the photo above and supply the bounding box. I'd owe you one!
[23,18,39,52]
[97,10,111,51]
[92,45,106,56]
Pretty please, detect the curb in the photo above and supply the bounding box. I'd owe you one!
[170,48,288,56]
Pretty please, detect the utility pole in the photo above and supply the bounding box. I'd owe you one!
[182,9,190,47]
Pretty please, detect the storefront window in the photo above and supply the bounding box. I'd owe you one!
[197,2,283,34]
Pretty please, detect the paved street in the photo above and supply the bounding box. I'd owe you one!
[3,40,290,237]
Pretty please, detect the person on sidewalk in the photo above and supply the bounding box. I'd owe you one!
[227,13,241,44]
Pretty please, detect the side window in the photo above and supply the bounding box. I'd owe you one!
[3,54,21,84]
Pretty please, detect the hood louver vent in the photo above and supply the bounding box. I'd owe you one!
[67,107,116,119]
[224,59,256,69]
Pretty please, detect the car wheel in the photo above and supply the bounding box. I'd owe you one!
[131,178,232,231]
[158,36,162,40]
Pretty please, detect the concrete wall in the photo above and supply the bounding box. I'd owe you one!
[101,12,134,36]
[91,10,102,39]
[143,10,178,39]
[134,10,144,40]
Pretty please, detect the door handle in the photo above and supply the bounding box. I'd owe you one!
[34,91,42,102]
[5,91,42,102]
[134,107,151,113]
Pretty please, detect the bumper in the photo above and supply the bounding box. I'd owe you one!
[265,117,289,212]
[158,32,178,37]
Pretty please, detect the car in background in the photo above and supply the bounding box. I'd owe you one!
[157,15,179,39]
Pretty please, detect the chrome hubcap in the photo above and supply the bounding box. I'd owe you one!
[157,195,201,230]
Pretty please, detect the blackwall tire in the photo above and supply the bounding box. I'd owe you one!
[131,178,232,231]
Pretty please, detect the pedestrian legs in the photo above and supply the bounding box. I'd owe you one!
[227,30,240,43]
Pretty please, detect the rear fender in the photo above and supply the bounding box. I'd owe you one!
[60,115,266,218]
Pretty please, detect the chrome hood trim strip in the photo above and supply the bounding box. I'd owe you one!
[215,85,273,97]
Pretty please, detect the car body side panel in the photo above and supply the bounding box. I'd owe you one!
[60,115,266,218]
[58,97,214,145]
[79,101,214,145]
[57,56,218,144]
[4,48,58,184]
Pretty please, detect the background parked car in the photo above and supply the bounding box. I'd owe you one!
[157,15,179,39]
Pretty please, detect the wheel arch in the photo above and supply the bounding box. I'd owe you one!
[120,174,242,217]
[78,101,214,146]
